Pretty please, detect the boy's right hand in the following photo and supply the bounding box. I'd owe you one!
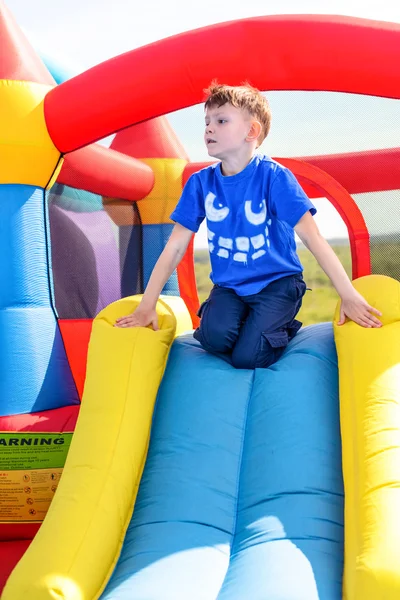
[114,306,159,330]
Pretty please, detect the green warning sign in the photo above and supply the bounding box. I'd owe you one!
[0,433,72,470]
[0,432,73,522]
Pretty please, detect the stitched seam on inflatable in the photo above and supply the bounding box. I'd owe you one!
[218,369,255,594]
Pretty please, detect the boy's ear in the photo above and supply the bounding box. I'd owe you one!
[246,120,262,143]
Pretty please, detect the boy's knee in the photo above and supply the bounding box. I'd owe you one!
[232,330,288,370]
[231,348,277,370]
[231,352,258,370]
[194,322,236,354]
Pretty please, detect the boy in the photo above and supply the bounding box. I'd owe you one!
[115,83,382,368]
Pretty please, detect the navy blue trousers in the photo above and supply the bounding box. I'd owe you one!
[193,274,307,369]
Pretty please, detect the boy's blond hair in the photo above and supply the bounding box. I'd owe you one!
[204,81,272,147]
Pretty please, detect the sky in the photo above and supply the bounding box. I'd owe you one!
[6,0,400,247]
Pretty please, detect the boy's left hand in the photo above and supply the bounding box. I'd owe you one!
[338,289,382,328]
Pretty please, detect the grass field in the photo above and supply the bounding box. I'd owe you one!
[194,244,352,326]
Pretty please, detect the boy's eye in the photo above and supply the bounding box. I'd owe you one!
[218,119,227,124]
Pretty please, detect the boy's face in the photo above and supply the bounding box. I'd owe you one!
[204,103,255,160]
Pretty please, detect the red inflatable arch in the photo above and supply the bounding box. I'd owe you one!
[44,15,400,153]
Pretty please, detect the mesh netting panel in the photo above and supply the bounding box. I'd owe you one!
[353,189,400,281]
[46,183,143,319]
[170,92,400,159]
[265,92,400,284]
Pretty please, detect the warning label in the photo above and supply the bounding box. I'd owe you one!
[0,432,72,522]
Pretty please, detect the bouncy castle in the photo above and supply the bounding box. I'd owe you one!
[0,2,399,598]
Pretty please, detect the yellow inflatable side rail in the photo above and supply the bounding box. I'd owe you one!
[334,275,400,600]
[2,295,192,600]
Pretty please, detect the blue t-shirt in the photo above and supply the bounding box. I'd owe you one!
[170,153,316,296]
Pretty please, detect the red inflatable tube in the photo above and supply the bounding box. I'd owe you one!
[58,144,154,201]
[183,148,400,197]
[44,15,400,153]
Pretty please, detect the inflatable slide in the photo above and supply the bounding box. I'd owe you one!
[4,275,400,600]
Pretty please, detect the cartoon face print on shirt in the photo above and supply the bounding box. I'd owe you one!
[205,191,272,264]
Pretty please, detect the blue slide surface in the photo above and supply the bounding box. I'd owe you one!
[102,323,344,600]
